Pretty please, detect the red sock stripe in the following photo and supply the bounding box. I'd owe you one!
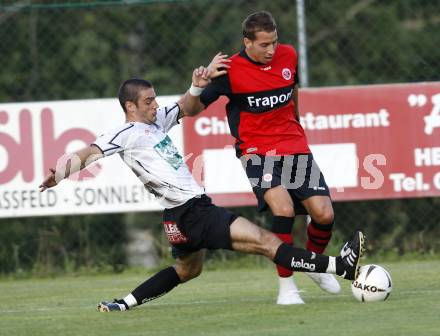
[308,237,329,246]
[307,241,325,254]
[276,265,293,277]
[306,223,332,254]
[275,233,294,277]
[307,224,332,238]
[275,233,293,245]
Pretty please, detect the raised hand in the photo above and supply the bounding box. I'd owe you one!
[192,66,212,88]
[208,52,231,78]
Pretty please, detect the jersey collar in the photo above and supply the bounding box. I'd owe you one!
[239,49,266,66]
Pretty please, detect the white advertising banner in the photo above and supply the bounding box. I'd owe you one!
[0,96,182,218]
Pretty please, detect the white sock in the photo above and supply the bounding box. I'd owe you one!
[278,276,299,293]
[123,293,138,308]
[326,256,336,274]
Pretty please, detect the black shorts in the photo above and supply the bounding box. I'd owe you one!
[163,195,238,259]
[242,153,331,213]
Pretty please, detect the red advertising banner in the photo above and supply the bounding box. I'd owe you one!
[183,82,440,206]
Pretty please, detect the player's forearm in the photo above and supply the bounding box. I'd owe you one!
[54,146,102,181]
[181,89,206,117]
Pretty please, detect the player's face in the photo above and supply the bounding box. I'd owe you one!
[244,30,278,64]
[134,88,159,124]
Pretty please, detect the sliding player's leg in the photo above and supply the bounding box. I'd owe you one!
[229,216,365,281]
[97,249,204,312]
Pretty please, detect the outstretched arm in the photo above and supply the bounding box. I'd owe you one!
[39,145,103,192]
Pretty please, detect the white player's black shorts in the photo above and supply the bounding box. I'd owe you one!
[162,195,238,259]
[242,153,331,213]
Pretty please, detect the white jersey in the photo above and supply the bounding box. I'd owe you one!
[93,102,204,208]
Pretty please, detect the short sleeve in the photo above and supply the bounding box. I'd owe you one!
[294,65,299,86]
[200,74,231,107]
[155,102,181,132]
[93,123,136,157]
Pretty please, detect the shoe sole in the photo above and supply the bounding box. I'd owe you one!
[353,231,366,279]
[276,300,305,305]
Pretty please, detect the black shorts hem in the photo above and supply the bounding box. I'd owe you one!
[164,195,237,259]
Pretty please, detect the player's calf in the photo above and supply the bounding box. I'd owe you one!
[272,231,365,281]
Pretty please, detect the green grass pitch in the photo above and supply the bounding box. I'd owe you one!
[0,259,439,336]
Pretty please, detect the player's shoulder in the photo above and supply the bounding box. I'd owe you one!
[209,73,230,86]
[230,51,246,64]
[277,43,297,56]
[157,102,180,116]
[156,102,180,123]
[230,51,241,60]
[97,122,138,140]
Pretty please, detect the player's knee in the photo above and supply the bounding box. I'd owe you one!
[187,264,203,281]
[175,263,203,283]
[272,204,294,217]
[312,207,334,225]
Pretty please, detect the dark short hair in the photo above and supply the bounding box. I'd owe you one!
[118,78,152,112]
[242,11,277,40]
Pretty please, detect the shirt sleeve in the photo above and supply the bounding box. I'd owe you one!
[155,102,181,133]
[294,65,300,86]
[200,74,231,107]
[92,123,136,157]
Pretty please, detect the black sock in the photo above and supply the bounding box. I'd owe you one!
[131,266,181,305]
[272,216,294,277]
[335,256,344,276]
[273,243,329,273]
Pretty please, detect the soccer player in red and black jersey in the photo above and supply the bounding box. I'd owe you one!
[199,11,341,304]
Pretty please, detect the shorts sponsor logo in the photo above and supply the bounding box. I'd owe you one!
[291,257,316,271]
[163,221,188,243]
[282,68,291,80]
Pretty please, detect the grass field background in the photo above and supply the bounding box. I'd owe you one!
[1,259,439,336]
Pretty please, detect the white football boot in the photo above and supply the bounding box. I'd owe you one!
[305,272,341,294]
[276,276,305,305]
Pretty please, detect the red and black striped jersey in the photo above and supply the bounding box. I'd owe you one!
[200,43,311,156]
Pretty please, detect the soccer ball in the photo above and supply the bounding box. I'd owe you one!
[351,264,392,302]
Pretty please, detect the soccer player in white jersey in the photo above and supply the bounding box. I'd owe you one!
[39,58,365,312]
